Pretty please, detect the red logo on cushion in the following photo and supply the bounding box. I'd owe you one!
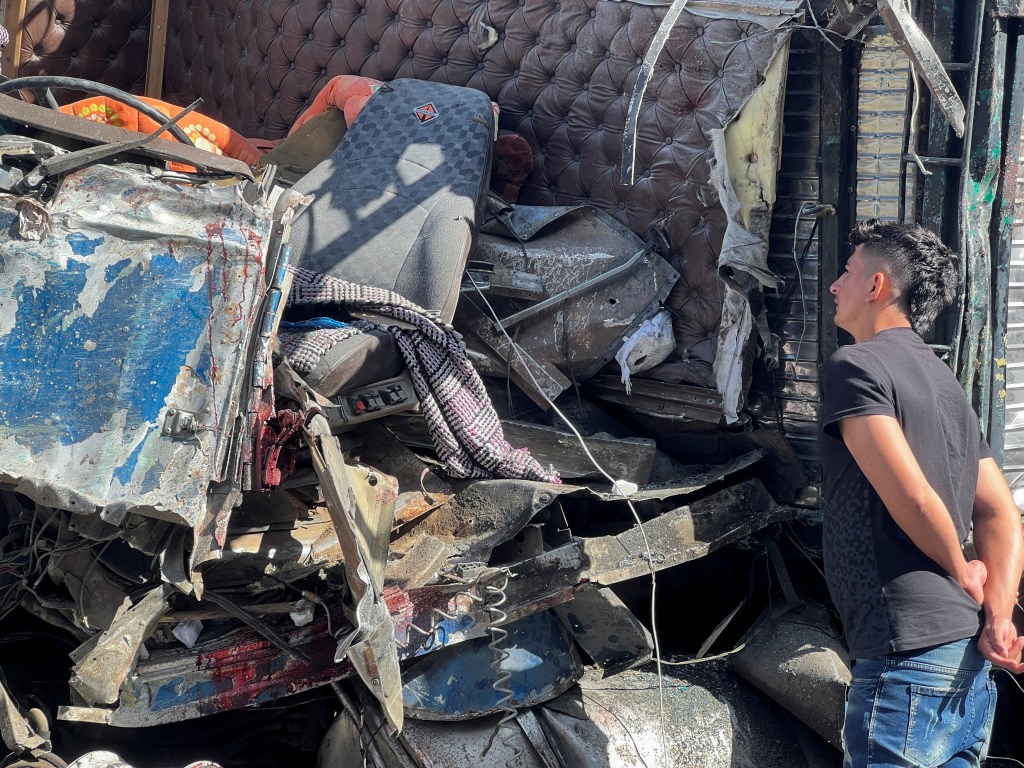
[414,103,438,124]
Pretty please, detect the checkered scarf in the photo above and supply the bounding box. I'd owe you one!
[286,267,559,483]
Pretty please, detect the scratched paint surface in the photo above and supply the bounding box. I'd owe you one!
[0,154,274,525]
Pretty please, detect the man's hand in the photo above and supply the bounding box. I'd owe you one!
[979,616,1024,673]
[973,457,1024,673]
[958,559,987,606]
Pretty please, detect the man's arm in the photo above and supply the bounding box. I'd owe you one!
[838,414,986,603]
[973,456,1024,672]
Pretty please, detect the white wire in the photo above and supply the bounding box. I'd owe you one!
[791,201,812,373]
[996,666,1024,695]
[662,642,748,665]
[466,273,670,768]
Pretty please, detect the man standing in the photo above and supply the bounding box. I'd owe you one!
[821,220,1024,767]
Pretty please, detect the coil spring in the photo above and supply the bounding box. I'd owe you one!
[399,564,523,765]
[401,563,491,650]
[479,568,524,767]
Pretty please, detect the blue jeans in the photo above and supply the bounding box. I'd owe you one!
[843,637,996,768]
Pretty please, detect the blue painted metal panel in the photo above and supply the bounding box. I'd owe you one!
[401,610,583,721]
[0,146,275,526]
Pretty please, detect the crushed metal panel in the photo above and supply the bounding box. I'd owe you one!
[56,479,797,728]
[69,585,173,706]
[0,155,275,526]
[877,0,966,138]
[552,587,653,676]
[499,420,657,484]
[464,206,679,385]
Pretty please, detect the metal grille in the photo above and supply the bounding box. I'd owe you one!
[752,29,823,482]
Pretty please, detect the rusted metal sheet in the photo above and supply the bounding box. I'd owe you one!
[392,480,560,563]
[584,374,726,424]
[0,150,275,528]
[500,421,657,484]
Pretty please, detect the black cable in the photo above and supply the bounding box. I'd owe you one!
[0,77,194,146]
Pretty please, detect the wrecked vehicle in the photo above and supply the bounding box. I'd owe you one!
[0,0,1022,765]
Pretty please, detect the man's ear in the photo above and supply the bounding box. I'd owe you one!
[867,270,886,302]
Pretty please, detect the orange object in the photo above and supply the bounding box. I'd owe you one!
[288,75,384,136]
[59,95,263,167]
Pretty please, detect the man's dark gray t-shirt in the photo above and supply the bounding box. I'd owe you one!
[820,327,987,659]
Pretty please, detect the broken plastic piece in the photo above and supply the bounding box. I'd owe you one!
[615,309,675,394]
[172,620,203,648]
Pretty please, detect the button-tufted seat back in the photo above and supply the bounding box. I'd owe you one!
[14,0,792,391]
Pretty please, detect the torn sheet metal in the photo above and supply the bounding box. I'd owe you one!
[392,480,558,564]
[0,150,275,527]
[462,205,679,392]
[59,610,351,727]
[0,676,48,756]
[709,127,783,425]
[606,0,803,29]
[57,478,795,728]
[553,587,653,676]
[303,406,403,734]
[877,0,966,138]
[69,585,173,706]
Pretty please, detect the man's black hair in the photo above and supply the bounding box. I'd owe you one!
[849,219,960,334]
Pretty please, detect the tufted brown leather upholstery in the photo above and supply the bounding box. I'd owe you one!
[17,0,152,99]
[17,0,792,388]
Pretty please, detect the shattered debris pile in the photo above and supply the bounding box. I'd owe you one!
[0,13,850,764]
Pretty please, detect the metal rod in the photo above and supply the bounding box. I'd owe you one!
[494,248,649,331]
[900,153,964,166]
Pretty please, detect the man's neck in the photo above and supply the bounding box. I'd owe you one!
[851,312,912,343]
